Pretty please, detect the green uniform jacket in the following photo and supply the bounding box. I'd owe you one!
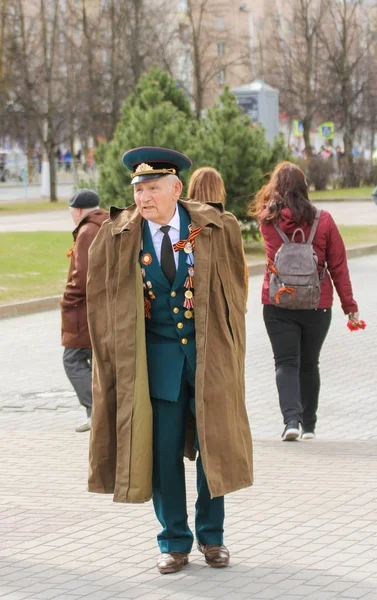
[86,198,253,503]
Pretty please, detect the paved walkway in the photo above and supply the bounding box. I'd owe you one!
[1,255,377,599]
[1,201,377,232]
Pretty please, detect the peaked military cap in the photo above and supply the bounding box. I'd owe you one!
[69,189,100,208]
[122,146,192,185]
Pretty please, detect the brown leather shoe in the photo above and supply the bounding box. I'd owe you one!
[198,543,230,567]
[157,552,189,574]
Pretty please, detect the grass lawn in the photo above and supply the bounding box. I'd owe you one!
[1,225,377,305]
[338,225,377,247]
[0,231,71,304]
[0,200,68,215]
[309,187,374,200]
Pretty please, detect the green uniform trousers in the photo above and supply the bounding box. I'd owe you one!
[151,359,225,553]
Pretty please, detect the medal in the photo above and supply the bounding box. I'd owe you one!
[141,253,153,265]
[140,264,156,317]
[184,310,193,319]
[184,290,193,299]
[184,242,193,254]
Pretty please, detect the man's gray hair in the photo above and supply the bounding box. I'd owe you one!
[167,174,180,189]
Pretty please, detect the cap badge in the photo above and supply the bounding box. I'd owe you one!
[131,163,177,179]
[136,162,153,173]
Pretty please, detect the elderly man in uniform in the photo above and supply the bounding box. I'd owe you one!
[86,147,253,574]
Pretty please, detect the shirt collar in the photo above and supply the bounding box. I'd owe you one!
[148,206,180,238]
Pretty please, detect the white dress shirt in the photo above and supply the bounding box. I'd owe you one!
[147,208,181,269]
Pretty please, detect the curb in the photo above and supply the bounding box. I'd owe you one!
[2,244,377,320]
[0,296,61,319]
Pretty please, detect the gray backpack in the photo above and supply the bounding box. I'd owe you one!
[268,209,324,310]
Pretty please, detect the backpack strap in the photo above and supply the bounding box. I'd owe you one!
[307,209,322,244]
[273,222,290,243]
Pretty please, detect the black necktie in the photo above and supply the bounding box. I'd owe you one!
[160,225,176,285]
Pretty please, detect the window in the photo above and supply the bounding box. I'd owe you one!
[216,16,225,31]
[217,41,225,58]
[217,69,225,85]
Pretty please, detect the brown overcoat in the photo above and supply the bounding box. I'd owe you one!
[61,209,108,348]
[86,199,253,503]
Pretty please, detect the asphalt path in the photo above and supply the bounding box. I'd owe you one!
[0,182,74,203]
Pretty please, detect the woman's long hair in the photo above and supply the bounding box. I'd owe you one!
[249,161,315,224]
[188,167,226,205]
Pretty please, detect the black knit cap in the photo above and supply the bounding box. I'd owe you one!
[69,189,100,208]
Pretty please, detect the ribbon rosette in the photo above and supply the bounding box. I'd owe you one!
[347,319,366,332]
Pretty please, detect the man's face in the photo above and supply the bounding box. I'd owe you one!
[134,177,182,224]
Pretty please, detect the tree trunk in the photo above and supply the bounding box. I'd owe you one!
[302,117,312,158]
[48,142,57,202]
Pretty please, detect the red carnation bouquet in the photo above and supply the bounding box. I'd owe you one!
[347,318,366,332]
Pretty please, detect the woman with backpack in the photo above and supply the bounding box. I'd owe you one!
[250,161,359,441]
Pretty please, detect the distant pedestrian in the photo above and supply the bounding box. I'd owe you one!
[188,166,249,300]
[61,189,108,432]
[250,161,359,441]
[187,166,226,205]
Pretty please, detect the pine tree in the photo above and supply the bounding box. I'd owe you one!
[188,88,290,220]
[96,72,290,225]
[96,67,193,208]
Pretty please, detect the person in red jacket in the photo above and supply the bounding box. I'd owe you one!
[61,189,108,432]
[250,161,359,441]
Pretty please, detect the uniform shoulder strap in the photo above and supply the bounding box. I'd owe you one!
[307,209,322,245]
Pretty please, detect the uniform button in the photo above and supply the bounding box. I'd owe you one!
[173,307,179,314]
[181,338,188,345]
[171,291,176,297]
[177,322,184,329]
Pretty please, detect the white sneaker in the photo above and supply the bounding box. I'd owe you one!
[302,431,316,440]
[75,417,91,433]
[282,421,301,441]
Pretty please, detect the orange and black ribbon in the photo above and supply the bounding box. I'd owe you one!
[267,257,278,275]
[275,287,296,304]
[173,227,203,252]
[66,243,75,258]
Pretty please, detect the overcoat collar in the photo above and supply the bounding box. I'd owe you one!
[109,198,224,236]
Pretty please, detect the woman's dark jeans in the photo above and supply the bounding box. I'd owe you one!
[263,304,332,431]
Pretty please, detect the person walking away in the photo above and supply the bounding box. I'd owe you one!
[86,147,253,574]
[188,165,249,302]
[61,189,108,432]
[250,161,359,441]
[188,167,226,205]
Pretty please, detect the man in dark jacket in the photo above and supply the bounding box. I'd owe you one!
[61,189,108,432]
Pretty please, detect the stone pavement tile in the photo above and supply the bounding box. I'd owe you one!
[340,588,377,598]
[113,586,170,598]
[0,594,34,600]
[303,594,338,600]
